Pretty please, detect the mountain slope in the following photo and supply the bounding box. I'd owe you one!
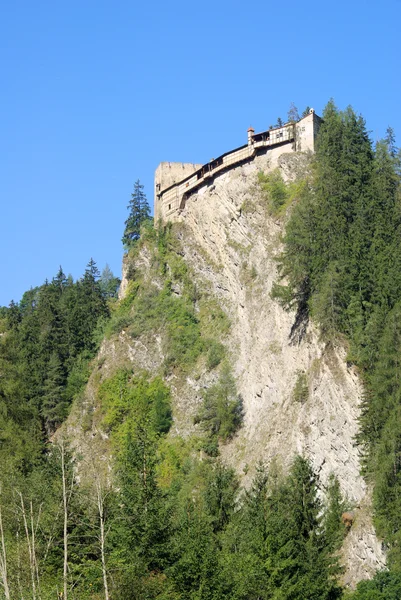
[66,149,385,588]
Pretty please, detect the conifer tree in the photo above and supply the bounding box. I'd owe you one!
[99,264,120,298]
[265,457,342,600]
[324,474,347,552]
[122,180,152,247]
[219,462,272,598]
[287,102,300,122]
[41,351,66,434]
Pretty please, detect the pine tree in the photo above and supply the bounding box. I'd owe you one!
[122,180,152,247]
[41,352,67,435]
[351,570,401,599]
[202,461,238,534]
[117,414,170,573]
[68,259,109,354]
[287,102,300,122]
[265,457,342,599]
[324,474,347,552]
[99,264,120,298]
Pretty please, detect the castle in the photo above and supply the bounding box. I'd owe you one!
[154,109,321,222]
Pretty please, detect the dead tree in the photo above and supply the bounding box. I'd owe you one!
[57,438,74,600]
[18,492,42,600]
[95,478,110,600]
[0,498,11,600]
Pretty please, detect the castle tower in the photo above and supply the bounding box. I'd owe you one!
[154,162,202,221]
[294,109,321,152]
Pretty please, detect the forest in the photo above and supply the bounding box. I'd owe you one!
[0,102,401,599]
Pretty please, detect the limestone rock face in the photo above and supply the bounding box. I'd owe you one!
[91,150,385,587]
[171,151,386,586]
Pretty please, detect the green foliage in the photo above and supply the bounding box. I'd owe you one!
[350,570,401,599]
[324,474,348,552]
[99,263,121,298]
[195,362,243,452]
[274,99,401,572]
[198,297,231,338]
[310,261,345,338]
[206,339,225,370]
[98,369,172,444]
[218,458,342,600]
[0,259,109,467]
[258,169,290,213]
[41,351,68,433]
[0,411,346,600]
[258,169,309,222]
[107,224,230,375]
[293,370,309,403]
[122,179,153,248]
[264,456,342,599]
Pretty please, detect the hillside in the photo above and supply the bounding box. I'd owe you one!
[1,102,401,599]
[66,141,384,587]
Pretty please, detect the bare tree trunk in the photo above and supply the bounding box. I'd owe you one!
[96,482,109,600]
[19,493,36,600]
[16,527,24,600]
[0,503,11,600]
[61,440,68,600]
[30,500,42,595]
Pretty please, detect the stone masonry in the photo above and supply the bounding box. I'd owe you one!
[154,109,321,222]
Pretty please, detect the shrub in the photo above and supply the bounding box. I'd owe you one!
[206,340,225,370]
[98,370,172,445]
[195,363,243,453]
[258,170,289,213]
[293,370,309,403]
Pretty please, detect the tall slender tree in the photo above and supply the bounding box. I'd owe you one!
[122,180,152,247]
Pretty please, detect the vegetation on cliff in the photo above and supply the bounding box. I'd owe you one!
[0,261,118,467]
[0,214,348,599]
[272,100,401,595]
[1,100,400,598]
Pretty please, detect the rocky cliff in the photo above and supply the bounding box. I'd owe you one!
[66,149,385,588]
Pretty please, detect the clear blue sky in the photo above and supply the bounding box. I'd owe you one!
[1,0,400,305]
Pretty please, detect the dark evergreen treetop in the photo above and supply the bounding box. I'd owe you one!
[122,179,152,247]
[287,102,300,122]
[273,99,401,576]
[0,260,110,445]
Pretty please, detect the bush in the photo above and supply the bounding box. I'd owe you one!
[206,340,225,370]
[258,170,289,213]
[106,225,230,374]
[98,370,172,445]
[350,570,401,599]
[292,370,309,403]
[195,363,243,453]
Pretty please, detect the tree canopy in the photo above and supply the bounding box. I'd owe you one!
[122,179,152,247]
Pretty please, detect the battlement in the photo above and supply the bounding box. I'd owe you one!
[155,110,321,222]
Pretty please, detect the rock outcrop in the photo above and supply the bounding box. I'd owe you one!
[70,148,385,587]
[170,150,385,585]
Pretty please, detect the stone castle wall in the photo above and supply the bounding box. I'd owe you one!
[154,162,202,221]
[155,110,321,222]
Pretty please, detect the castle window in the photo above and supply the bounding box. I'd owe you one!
[168,204,171,210]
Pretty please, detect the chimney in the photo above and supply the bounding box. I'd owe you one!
[247,126,255,146]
